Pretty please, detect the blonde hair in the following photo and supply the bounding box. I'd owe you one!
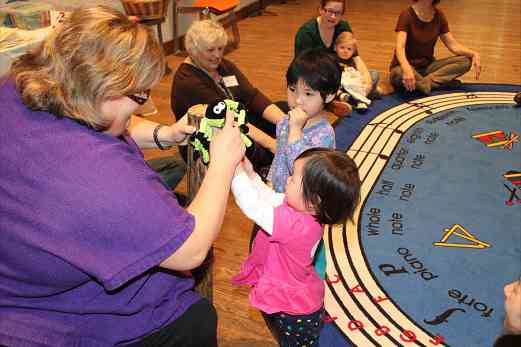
[11,6,165,130]
[184,19,228,58]
[335,32,357,48]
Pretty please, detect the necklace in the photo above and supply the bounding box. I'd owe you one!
[186,57,235,100]
[412,4,435,22]
[317,17,334,48]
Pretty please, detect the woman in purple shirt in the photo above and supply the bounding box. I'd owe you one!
[0,6,245,347]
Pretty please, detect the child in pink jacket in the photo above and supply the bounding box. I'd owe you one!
[232,148,361,346]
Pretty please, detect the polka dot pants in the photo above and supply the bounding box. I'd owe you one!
[263,308,324,347]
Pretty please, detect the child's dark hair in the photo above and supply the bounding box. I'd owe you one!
[286,48,341,102]
[297,148,361,225]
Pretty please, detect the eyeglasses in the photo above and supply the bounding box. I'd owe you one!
[322,8,343,17]
[126,89,151,105]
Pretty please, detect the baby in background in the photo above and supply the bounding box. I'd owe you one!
[334,32,372,112]
[231,148,361,347]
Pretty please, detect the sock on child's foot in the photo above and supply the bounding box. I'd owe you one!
[355,102,368,113]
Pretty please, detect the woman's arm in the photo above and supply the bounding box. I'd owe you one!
[262,103,285,125]
[352,56,372,96]
[223,60,280,126]
[440,32,481,79]
[127,116,195,150]
[395,31,416,91]
[159,110,245,271]
[247,124,277,153]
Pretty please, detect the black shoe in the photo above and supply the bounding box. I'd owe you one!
[174,192,189,207]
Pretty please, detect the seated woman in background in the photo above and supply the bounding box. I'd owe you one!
[171,19,284,176]
[0,6,245,346]
[294,0,380,116]
[389,0,481,95]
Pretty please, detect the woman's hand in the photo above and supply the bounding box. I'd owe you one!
[210,109,245,174]
[166,114,196,145]
[242,157,256,180]
[402,65,416,92]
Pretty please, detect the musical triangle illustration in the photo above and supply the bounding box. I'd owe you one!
[434,224,490,249]
[472,130,519,150]
[504,171,521,188]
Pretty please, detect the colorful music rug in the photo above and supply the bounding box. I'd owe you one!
[321,84,521,347]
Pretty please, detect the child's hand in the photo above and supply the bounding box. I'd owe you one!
[241,157,256,180]
[234,160,245,177]
[288,107,308,130]
[234,158,256,180]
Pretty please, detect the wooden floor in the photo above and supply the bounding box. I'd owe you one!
[144,0,520,345]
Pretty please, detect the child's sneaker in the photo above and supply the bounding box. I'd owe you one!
[355,102,368,113]
[328,100,352,118]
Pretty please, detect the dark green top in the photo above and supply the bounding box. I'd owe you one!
[294,18,353,57]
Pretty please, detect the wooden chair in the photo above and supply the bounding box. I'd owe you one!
[175,0,240,52]
[121,0,172,73]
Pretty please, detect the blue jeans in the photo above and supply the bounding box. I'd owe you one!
[146,156,186,191]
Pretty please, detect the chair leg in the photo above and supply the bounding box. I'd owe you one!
[156,22,171,74]
[229,11,240,48]
[172,0,179,53]
[156,23,164,47]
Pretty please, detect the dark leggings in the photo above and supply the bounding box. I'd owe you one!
[263,309,324,347]
[124,298,217,347]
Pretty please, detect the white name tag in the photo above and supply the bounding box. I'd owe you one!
[222,75,239,87]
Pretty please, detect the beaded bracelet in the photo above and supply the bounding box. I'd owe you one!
[153,124,170,150]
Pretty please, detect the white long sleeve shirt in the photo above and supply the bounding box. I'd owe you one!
[231,172,284,235]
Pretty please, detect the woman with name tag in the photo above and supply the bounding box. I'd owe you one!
[171,19,285,177]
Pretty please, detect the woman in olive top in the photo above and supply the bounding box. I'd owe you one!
[294,0,380,116]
